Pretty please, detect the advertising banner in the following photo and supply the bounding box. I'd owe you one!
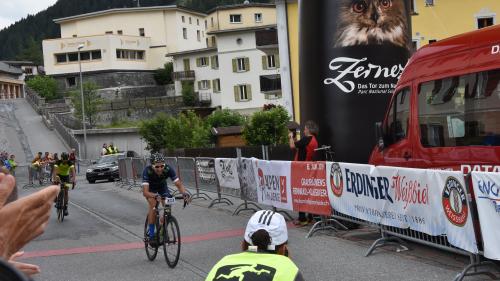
[215,158,240,190]
[238,158,258,202]
[299,0,412,164]
[291,161,331,215]
[326,162,477,253]
[471,172,500,260]
[255,160,293,210]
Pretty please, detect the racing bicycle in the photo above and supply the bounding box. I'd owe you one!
[55,181,73,222]
[144,195,187,268]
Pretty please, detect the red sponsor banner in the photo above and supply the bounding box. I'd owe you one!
[291,161,331,215]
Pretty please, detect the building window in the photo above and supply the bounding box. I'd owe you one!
[205,20,208,29]
[55,54,67,63]
[255,13,263,23]
[477,17,494,29]
[197,57,209,67]
[197,19,200,26]
[182,16,185,23]
[199,80,210,90]
[230,14,242,23]
[425,0,434,6]
[91,50,102,60]
[213,79,221,92]
[183,28,187,39]
[235,84,251,101]
[116,49,145,60]
[212,37,217,47]
[189,17,192,24]
[66,77,77,88]
[429,39,437,44]
[117,30,123,35]
[211,55,219,69]
[72,34,77,38]
[105,31,113,34]
[260,75,282,93]
[80,51,90,61]
[24,67,33,74]
[266,55,276,69]
[197,30,201,42]
[211,17,214,27]
[68,53,79,62]
[139,28,145,36]
[239,85,248,100]
[410,0,417,13]
[235,57,249,72]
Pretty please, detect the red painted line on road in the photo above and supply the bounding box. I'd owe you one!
[21,227,245,260]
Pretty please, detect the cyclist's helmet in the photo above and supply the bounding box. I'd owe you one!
[150,153,165,164]
[61,152,69,161]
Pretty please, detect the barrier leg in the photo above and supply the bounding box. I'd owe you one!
[454,255,500,281]
[208,193,234,208]
[365,230,409,257]
[232,200,262,216]
[306,216,349,239]
[191,190,212,201]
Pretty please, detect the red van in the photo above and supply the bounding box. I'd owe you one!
[369,25,500,173]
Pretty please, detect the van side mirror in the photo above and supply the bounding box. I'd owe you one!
[375,122,385,151]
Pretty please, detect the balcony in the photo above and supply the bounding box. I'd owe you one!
[172,70,195,81]
[197,92,212,105]
[256,29,278,50]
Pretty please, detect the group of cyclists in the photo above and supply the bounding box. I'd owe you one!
[30,151,76,216]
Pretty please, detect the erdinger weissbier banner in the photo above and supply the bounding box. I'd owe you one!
[326,162,477,253]
[215,158,240,190]
[254,160,293,210]
[471,172,500,260]
[299,0,412,163]
[291,161,331,215]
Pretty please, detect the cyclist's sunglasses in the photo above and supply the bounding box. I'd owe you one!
[154,164,165,169]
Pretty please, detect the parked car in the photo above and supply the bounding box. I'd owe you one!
[86,153,125,183]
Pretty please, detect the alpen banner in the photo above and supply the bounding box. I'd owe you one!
[255,160,293,211]
[291,161,331,215]
[326,162,477,253]
[471,172,500,260]
[215,158,240,190]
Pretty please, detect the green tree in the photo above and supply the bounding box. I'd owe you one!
[182,81,195,106]
[139,111,210,152]
[15,37,43,65]
[206,108,245,128]
[70,82,103,127]
[25,75,59,100]
[242,105,290,145]
[153,62,173,85]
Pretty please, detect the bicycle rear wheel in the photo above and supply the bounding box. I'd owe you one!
[56,191,64,222]
[144,218,158,261]
[163,216,181,268]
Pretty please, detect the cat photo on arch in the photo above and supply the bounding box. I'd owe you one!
[334,0,411,51]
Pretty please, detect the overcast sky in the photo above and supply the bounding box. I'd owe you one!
[0,0,58,31]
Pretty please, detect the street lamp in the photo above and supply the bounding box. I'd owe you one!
[77,43,88,160]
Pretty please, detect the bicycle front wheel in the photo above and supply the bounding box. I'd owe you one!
[163,216,181,268]
[56,191,64,222]
[144,218,158,261]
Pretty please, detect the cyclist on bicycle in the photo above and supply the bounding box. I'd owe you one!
[52,152,76,216]
[142,153,190,244]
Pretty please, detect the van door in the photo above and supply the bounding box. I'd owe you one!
[378,87,413,167]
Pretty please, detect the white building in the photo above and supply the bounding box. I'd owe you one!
[170,3,284,115]
[42,6,208,92]
[0,62,24,99]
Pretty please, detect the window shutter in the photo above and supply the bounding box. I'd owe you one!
[245,57,250,72]
[262,56,268,70]
[211,56,216,69]
[196,58,201,67]
[208,80,212,89]
[246,84,252,100]
[212,79,217,92]
[198,81,201,89]
[232,59,237,72]
[234,86,240,101]
[275,55,280,68]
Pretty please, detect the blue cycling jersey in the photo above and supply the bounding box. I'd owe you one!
[142,164,178,194]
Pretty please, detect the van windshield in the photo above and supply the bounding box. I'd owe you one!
[418,70,500,147]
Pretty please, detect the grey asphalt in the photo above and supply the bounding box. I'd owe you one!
[2,99,490,281]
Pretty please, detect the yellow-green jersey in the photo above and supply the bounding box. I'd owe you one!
[205,252,304,281]
[54,160,75,177]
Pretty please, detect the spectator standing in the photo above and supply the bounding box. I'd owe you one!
[101,143,108,156]
[107,142,119,155]
[289,120,319,226]
[7,155,17,176]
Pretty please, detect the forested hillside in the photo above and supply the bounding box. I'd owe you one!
[0,0,271,64]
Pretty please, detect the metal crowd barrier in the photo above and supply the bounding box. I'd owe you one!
[165,157,181,196]
[195,157,233,208]
[177,157,207,200]
[117,158,128,187]
[130,157,146,191]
